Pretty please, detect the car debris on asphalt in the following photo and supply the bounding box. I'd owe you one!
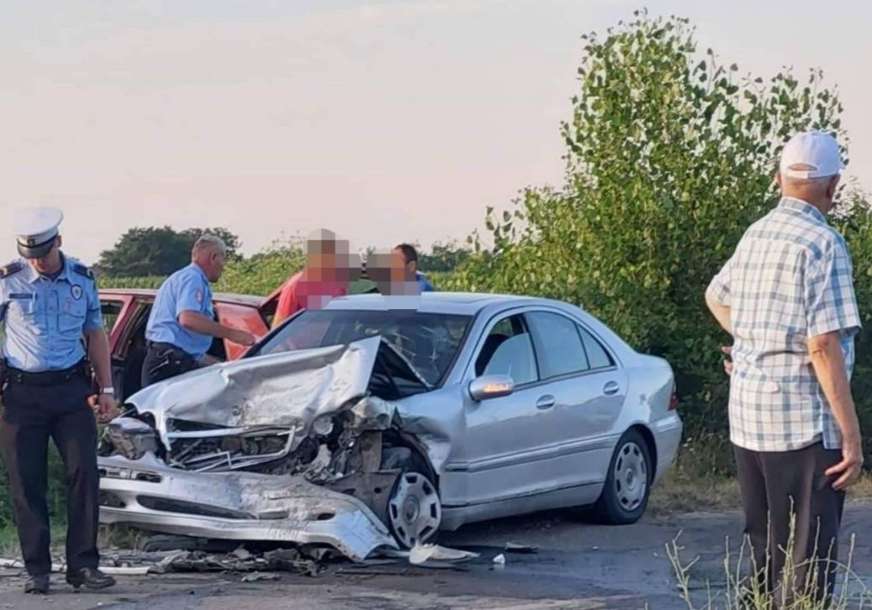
[407,543,479,567]
[0,539,495,581]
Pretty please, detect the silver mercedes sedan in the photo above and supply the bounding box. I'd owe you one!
[98,293,682,560]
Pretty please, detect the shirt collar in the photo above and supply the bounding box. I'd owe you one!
[190,262,210,284]
[778,197,828,224]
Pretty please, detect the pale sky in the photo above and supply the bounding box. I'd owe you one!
[2,1,871,264]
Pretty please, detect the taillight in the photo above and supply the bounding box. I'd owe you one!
[669,385,679,411]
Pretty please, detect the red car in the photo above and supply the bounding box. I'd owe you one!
[99,288,278,401]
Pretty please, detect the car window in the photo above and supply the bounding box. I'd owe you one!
[100,300,124,334]
[255,309,471,387]
[526,311,590,379]
[475,314,526,376]
[578,325,614,369]
[482,333,538,386]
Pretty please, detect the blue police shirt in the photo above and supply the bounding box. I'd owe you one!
[0,256,103,372]
[416,272,434,292]
[145,263,214,359]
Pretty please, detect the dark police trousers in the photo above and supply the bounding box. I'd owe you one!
[141,341,201,388]
[0,370,99,576]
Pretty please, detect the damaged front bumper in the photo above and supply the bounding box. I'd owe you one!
[98,455,397,561]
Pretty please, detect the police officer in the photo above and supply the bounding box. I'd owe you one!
[0,208,118,594]
[141,234,255,387]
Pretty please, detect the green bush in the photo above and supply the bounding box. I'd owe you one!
[447,12,870,475]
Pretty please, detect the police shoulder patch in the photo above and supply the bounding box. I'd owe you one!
[71,263,95,280]
[0,261,23,279]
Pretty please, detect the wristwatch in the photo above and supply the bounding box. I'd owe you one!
[100,387,115,396]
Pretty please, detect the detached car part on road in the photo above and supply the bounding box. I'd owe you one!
[98,293,683,560]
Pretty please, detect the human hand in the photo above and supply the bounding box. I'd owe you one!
[88,393,120,424]
[721,345,733,376]
[826,436,864,491]
[228,329,256,346]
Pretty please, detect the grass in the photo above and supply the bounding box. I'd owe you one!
[650,470,872,517]
[0,523,151,563]
[650,472,742,516]
[667,519,871,609]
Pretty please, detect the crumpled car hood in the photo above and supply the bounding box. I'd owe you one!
[100,335,453,559]
[128,336,383,446]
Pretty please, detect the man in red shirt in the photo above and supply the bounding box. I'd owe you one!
[272,230,351,328]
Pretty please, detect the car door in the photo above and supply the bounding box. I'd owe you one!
[525,310,627,489]
[99,294,136,399]
[215,301,270,361]
[460,312,561,506]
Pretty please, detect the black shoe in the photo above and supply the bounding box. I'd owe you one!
[24,574,50,594]
[66,567,116,591]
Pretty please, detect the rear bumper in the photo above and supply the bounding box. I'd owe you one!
[651,413,683,485]
[98,455,396,561]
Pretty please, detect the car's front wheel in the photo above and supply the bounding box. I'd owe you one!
[387,471,442,548]
[591,429,652,524]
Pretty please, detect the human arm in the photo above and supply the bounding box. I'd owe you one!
[809,332,863,490]
[177,310,254,346]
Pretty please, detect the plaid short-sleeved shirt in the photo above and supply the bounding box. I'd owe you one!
[708,197,861,452]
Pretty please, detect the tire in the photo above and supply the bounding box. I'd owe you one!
[382,446,442,548]
[387,471,442,548]
[591,429,652,525]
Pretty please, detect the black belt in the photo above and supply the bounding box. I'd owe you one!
[6,360,91,387]
[147,341,195,358]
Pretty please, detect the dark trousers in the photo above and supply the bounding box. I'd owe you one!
[734,442,845,603]
[141,342,200,388]
[0,375,99,576]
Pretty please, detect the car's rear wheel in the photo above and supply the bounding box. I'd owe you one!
[591,429,652,524]
[387,471,442,548]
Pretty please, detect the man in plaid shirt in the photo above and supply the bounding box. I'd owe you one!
[706,131,864,601]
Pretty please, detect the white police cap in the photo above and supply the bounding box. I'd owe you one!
[14,207,64,259]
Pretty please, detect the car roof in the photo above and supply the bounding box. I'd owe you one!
[320,292,558,316]
[99,288,264,308]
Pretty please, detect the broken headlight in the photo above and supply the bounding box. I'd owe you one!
[312,414,335,437]
[102,417,160,460]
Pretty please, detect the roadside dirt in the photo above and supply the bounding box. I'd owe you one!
[1,501,869,609]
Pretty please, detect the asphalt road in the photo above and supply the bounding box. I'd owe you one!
[1,503,870,609]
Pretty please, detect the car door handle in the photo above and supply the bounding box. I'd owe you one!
[536,395,556,410]
[603,381,620,396]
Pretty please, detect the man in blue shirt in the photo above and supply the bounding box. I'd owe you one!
[141,234,255,387]
[0,207,118,594]
[393,244,435,292]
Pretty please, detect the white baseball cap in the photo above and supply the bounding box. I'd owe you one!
[779,131,844,180]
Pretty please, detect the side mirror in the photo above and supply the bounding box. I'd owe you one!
[468,375,515,402]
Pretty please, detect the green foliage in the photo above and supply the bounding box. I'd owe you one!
[97,226,241,277]
[418,240,472,273]
[98,275,166,290]
[213,244,306,296]
[0,440,67,529]
[449,12,862,474]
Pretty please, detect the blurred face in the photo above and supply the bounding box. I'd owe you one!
[28,236,63,275]
[307,239,339,280]
[390,249,409,281]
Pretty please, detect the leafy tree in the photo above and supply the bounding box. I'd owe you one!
[97,226,241,277]
[447,12,862,474]
[418,241,471,273]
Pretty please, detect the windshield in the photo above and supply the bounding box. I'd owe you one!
[255,309,472,386]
